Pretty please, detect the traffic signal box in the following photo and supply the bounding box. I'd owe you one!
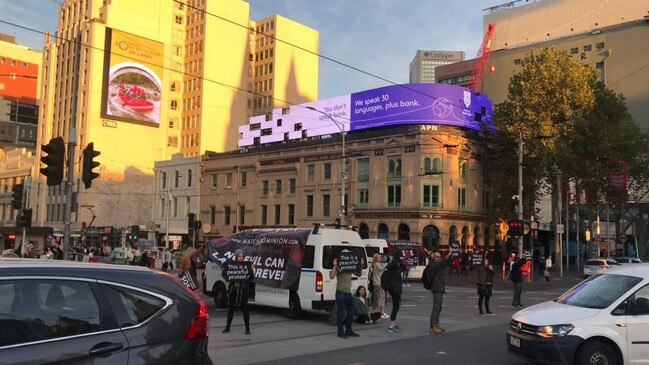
[12,184,24,210]
[508,219,525,237]
[82,142,101,189]
[40,137,65,187]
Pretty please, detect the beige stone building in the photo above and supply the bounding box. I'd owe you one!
[199,124,495,253]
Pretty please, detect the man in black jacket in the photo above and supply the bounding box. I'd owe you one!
[424,250,453,334]
[510,253,527,307]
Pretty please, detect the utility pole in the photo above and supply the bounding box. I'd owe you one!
[517,132,523,255]
[234,165,240,233]
[557,172,563,278]
[63,35,81,261]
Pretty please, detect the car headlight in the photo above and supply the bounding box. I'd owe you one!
[536,324,574,338]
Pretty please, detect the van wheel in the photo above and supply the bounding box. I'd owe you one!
[575,340,618,365]
[213,283,228,308]
[284,292,304,319]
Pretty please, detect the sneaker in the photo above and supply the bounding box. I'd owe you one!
[486,311,495,316]
[393,325,401,332]
[432,325,444,334]
[337,332,348,339]
[388,326,398,333]
[222,328,230,333]
[345,331,360,337]
[381,313,390,319]
[479,311,485,316]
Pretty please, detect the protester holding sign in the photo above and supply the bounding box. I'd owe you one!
[223,250,255,335]
[476,259,495,315]
[330,250,362,339]
[424,250,453,334]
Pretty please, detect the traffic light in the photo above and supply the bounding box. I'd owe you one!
[40,137,65,186]
[82,142,101,189]
[19,208,32,229]
[508,219,524,237]
[11,184,24,209]
[194,220,202,231]
[131,225,139,241]
[188,213,196,229]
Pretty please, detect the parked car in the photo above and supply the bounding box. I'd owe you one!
[582,258,619,276]
[615,256,643,264]
[507,264,649,364]
[0,258,212,365]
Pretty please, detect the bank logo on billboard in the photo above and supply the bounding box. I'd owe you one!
[101,28,164,127]
[463,90,472,108]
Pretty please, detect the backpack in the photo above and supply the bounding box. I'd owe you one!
[422,264,432,290]
[380,268,393,291]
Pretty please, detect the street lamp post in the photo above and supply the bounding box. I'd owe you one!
[234,165,240,233]
[306,106,346,225]
[517,132,524,256]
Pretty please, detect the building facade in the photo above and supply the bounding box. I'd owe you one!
[409,50,464,84]
[30,0,318,232]
[152,153,202,248]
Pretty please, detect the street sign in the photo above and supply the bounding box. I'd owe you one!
[618,235,628,243]
[557,224,564,234]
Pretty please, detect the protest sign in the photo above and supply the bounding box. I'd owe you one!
[471,251,485,266]
[225,262,252,283]
[450,242,461,258]
[337,250,362,273]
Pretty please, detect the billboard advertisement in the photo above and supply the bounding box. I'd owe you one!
[238,83,493,147]
[101,28,163,127]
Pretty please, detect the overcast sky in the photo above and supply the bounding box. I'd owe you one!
[0,0,499,98]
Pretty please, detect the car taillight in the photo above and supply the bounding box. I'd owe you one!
[160,272,209,341]
[185,300,209,341]
[316,271,323,293]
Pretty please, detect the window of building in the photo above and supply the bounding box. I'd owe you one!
[187,169,192,187]
[323,194,330,217]
[306,195,314,217]
[170,100,178,110]
[422,184,441,208]
[513,59,521,66]
[583,44,592,52]
[288,204,295,225]
[11,60,16,66]
[307,164,315,182]
[224,206,231,225]
[275,179,282,195]
[387,156,402,179]
[172,197,178,217]
[457,188,467,211]
[358,189,369,208]
[211,174,217,189]
[323,163,332,180]
[289,178,296,194]
[262,180,269,196]
[238,205,245,226]
[161,172,167,189]
[226,173,232,188]
[596,42,605,50]
[357,158,370,182]
[241,171,247,187]
[175,15,183,24]
[274,205,281,225]
[569,47,579,55]
[174,170,179,188]
[483,191,490,213]
[185,197,190,216]
[387,185,401,208]
[261,205,267,225]
[210,206,216,225]
[459,161,468,180]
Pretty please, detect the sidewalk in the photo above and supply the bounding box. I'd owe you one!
[439,266,585,292]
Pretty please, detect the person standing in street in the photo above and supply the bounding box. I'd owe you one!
[544,256,553,282]
[476,259,495,315]
[162,248,173,272]
[222,249,254,335]
[424,250,453,334]
[369,253,389,320]
[510,253,527,307]
[385,251,406,333]
[330,255,360,338]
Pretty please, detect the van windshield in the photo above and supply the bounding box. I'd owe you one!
[322,246,368,270]
[556,274,642,309]
[365,247,380,258]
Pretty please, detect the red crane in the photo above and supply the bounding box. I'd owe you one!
[468,23,496,93]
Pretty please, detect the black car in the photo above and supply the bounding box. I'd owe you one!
[0,259,212,365]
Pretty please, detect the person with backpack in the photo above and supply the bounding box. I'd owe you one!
[423,250,453,334]
[382,250,406,333]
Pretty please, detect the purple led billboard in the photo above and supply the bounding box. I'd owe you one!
[238,83,492,147]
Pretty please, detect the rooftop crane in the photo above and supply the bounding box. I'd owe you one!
[468,22,496,93]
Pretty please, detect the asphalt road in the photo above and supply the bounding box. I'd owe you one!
[206,270,584,365]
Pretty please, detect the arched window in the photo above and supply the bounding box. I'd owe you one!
[423,225,440,252]
[484,227,490,248]
[461,226,469,249]
[449,225,457,245]
[473,227,480,249]
[378,223,389,239]
[432,157,442,173]
[358,223,369,239]
[423,157,432,172]
[398,223,410,240]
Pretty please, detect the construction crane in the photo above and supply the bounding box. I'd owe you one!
[468,22,496,93]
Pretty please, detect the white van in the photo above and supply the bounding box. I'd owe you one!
[203,226,368,318]
[362,239,426,280]
[507,264,649,365]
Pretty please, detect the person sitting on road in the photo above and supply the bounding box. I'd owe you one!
[353,286,380,324]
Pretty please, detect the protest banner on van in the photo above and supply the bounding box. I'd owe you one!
[224,262,252,283]
[337,250,362,274]
[450,242,461,258]
[205,229,310,290]
[389,241,419,268]
[471,251,484,266]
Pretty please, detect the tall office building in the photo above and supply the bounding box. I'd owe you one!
[409,50,464,83]
[31,0,318,233]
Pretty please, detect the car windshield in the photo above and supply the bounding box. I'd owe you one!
[556,274,642,309]
[365,247,380,258]
[322,246,368,270]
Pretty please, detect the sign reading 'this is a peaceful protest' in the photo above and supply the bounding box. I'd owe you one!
[337,251,362,273]
[225,263,252,283]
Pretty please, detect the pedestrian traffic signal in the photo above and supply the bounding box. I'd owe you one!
[188,213,196,229]
[40,137,66,186]
[11,184,24,209]
[19,208,32,229]
[508,220,524,237]
[82,142,101,188]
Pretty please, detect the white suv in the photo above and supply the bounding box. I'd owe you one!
[507,264,649,364]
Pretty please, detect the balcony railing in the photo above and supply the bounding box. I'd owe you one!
[420,202,442,210]
[386,172,401,180]
[384,202,401,209]
[357,173,369,182]
[356,202,368,210]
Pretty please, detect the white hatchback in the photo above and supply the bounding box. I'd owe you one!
[583,258,619,276]
[507,264,649,365]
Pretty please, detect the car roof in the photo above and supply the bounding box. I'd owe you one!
[604,263,649,278]
[0,258,151,273]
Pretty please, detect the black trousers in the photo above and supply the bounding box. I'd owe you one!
[354,312,381,324]
[390,293,401,321]
[226,287,250,330]
[512,282,523,306]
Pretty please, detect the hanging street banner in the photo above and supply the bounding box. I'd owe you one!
[205,229,310,290]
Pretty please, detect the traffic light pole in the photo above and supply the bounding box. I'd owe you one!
[518,132,524,256]
[63,36,81,261]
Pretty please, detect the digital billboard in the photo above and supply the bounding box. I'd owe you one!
[101,28,164,127]
[238,83,493,147]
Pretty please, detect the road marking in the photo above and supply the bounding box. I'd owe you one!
[437,351,447,355]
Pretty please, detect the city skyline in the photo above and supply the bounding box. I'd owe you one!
[1,0,498,100]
